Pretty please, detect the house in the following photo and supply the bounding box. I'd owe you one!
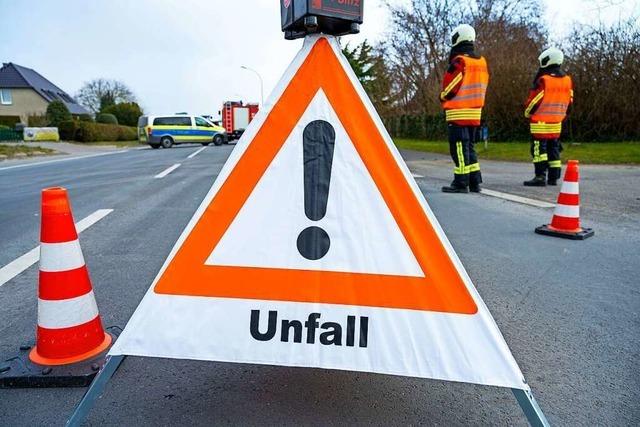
[0,62,89,126]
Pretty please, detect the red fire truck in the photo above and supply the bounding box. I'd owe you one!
[221,101,259,141]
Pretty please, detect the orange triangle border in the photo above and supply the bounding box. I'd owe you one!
[154,37,478,315]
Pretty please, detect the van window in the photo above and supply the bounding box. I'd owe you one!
[137,116,148,127]
[177,117,192,126]
[153,117,171,125]
[195,117,211,127]
[153,116,192,126]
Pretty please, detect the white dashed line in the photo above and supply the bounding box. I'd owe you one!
[0,209,113,288]
[412,173,425,178]
[187,146,206,159]
[154,163,181,179]
[481,189,555,208]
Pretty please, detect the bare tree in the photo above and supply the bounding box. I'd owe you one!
[563,18,640,140]
[76,79,136,114]
[379,0,547,138]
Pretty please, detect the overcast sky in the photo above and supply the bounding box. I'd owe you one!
[1,0,637,118]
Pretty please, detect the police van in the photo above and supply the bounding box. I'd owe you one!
[137,114,226,149]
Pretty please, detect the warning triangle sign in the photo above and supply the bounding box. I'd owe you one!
[111,35,526,390]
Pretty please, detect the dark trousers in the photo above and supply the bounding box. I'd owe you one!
[531,138,562,181]
[448,124,482,188]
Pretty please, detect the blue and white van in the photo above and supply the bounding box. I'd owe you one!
[137,114,226,149]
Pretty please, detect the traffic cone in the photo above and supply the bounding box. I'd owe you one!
[29,187,112,365]
[535,160,594,240]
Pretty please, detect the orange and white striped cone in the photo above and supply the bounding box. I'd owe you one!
[29,187,112,366]
[1,187,116,388]
[535,160,594,240]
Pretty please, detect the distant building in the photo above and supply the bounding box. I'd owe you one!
[0,62,89,125]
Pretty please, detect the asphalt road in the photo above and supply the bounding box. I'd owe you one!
[0,145,638,426]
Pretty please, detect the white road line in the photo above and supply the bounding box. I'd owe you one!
[412,173,425,178]
[75,209,113,233]
[154,163,181,179]
[481,189,555,208]
[187,146,206,159]
[0,209,113,288]
[0,150,129,172]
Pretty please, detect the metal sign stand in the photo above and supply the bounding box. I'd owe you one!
[66,355,125,427]
[66,355,549,427]
[512,388,551,427]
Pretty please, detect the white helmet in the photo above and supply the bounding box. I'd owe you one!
[538,47,564,68]
[451,24,476,47]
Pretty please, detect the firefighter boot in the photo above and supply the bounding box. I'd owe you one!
[469,171,482,193]
[469,183,481,193]
[523,175,546,186]
[442,182,469,193]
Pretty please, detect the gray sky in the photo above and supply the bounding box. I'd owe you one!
[1,0,637,118]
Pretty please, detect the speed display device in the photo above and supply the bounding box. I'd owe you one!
[280,0,363,40]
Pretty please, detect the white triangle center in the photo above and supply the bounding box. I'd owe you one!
[206,90,423,277]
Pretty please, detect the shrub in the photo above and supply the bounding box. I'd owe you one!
[28,113,49,127]
[0,115,22,127]
[117,125,137,141]
[46,100,72,127]
[102,102,143,127]
[58,120,79,140]
[0,124,10,130]
[95,113,118,125]
[58,120,136,142]
[78,114,94,122]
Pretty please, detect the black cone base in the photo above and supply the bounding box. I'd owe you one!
[0,327,120,388]
[535,225,594,240]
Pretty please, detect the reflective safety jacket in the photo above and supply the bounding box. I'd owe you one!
[524,74,573,139]
[440,55,489,126]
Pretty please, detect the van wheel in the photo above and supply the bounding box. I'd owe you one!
[213,135,223,146]
[201,142,210,146]
[160,137,173,148]
[150,143,161,149]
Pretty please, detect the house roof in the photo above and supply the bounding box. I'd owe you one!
[0,62,90,115]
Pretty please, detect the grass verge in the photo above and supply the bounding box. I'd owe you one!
[395,139,640,164]
[0,144,55,159]
[74,140,143,148]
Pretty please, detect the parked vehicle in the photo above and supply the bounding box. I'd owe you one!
[137,115,226,148]
[221,101,259,141]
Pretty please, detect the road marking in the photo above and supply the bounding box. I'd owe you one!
[412,173,425,178]
[481,189,555,208]
[154,163,181,179]
[0,209,113,288]
[0,150,129,172]
[187,146,206,159]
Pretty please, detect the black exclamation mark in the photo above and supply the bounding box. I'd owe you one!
[297,120,335,260]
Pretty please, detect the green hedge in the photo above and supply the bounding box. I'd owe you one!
[383,114,575,142]
[59,120,136,142]
[384,115,448,141]
[96,113,118,125]
[0,129,22,141]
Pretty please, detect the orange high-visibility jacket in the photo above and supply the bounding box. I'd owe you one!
[525,74,573,139]
[441,56,489,126]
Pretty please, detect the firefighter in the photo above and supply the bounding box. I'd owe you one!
[523,47,573,186]
[440,24,489,193]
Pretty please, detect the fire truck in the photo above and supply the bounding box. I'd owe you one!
[221,101,259,141]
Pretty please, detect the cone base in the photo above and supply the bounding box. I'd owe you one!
[535,224,594,240]
[1,327,121,388]
[28,332,112,366]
